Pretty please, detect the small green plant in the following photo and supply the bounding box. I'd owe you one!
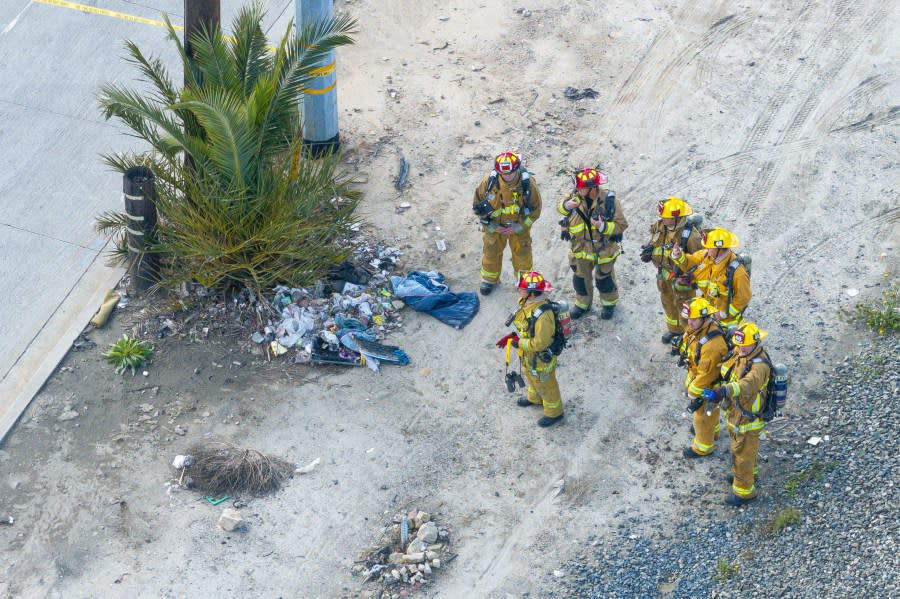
[840,282,900,335]
[104,335,154,375]
[784,460,838,497]
[714,556,740,581]
[764,507,802,535]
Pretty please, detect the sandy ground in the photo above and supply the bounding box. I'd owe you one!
[2,0,898,597]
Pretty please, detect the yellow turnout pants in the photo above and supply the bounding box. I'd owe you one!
[480,230,532,285]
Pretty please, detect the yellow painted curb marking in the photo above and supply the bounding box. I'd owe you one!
[35,0,336,90]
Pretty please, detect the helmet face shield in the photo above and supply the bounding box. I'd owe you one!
[574,168,607,190]
[518,271,553,292]
[495,151,521,174]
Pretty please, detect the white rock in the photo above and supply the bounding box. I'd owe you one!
[553,569,565,578]
[58,410,79,421]
[431,558,441,569]
[403,552,425,564]
[417,521,438,543]
[406,538,427,554]
[217,508,245,532]
[807,436,823,446]
[172,454,192,468]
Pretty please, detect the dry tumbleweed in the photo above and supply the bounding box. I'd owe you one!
[186,442,293,495]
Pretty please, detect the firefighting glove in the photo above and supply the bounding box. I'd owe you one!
[702,387,726,403]
[560,229,571,241]
[495,333,519,348]
[639,244,653,263]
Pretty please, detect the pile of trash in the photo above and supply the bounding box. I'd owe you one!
[250,242,412,371]
[355,509,455,595]
[124,236,480,372]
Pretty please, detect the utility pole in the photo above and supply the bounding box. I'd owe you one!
[184,0,220,73]
[297,0,340,156]
[183,0,220,170]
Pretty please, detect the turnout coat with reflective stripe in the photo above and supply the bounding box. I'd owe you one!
[473,171,542,232]
[647,221,703,288]
[557,190,628,263]
[721,347,770,434]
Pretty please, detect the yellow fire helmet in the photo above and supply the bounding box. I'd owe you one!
[681,297,715,320]
[657,197,693,219]
[732,322,768,347]
[702,227,740,249]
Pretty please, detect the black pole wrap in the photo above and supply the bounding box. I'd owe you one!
[123,166,159,293]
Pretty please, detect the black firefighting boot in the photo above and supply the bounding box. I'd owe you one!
[661,331,679,344]
[570,305,589,320]
[517,396,539,407]
[600,305,615,320]
[682,447,710,459]
[724,494,756,507]
[537,414,564,427]
[479,282,495,296]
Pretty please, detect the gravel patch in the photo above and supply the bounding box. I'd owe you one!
[547,337,899,599]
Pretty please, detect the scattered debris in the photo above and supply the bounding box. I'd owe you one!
[807,436,823,446]
[72,335,96,351]
[356,509,454,593]
[432,41,449,51]
[90,289,121,327]
[395,148,409,190]
[0,516,13,526]
[435,239,447,252]
[184,442,294,496]
[295,457,321,475]
[563,86,599,100]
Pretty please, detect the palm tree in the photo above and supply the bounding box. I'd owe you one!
[97,1,359,290]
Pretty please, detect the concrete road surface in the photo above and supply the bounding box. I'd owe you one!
[0,0,295,441]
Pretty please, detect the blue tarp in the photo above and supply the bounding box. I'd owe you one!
[390,271,480,329]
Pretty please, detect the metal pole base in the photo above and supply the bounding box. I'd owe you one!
[302,134,340,158]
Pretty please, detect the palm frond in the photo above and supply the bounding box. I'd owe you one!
[162,12,201,90]
[191,22,238,91]
[229,1,271,96]
[255,15,356,157]
[123,40,178,105]
[174,89,259,187]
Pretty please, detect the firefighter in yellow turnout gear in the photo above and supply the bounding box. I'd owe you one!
[678,297,729,458]
[472,151,542,296]
[640,197,703,344]
[497,272,564,427]
[670,227,751,328]
[557,168,628,320]
[705,322,771,506]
